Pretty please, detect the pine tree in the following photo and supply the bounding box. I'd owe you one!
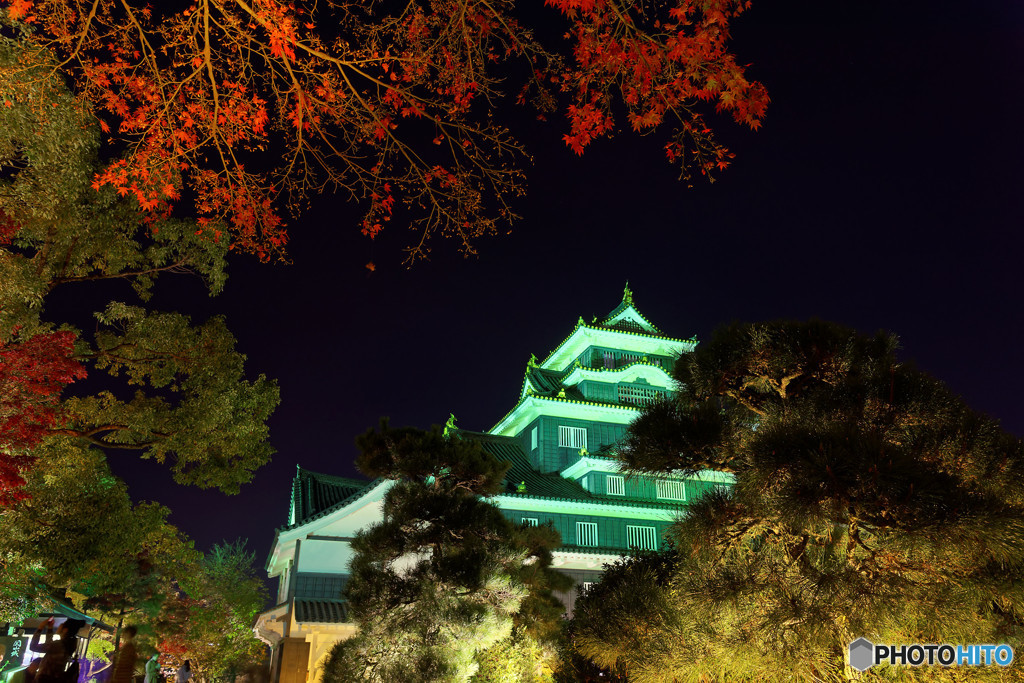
[576,320,1024,682]
[323,421,567,682]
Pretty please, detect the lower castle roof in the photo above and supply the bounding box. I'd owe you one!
[288,467,377,529]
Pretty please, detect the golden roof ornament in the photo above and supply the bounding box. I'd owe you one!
[443,413,458,438]
[623,282,634,305]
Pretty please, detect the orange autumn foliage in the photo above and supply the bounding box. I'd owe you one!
[1,0,767,262]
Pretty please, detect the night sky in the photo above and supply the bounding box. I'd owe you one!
[77,0,1024,566]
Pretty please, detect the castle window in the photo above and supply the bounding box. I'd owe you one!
[580,582,595,594]
[559,426,587,450]
[656,479,686,501]
[576,522,599,547]
[618,384,664,406]
[522,518,539,526]
[531,427,538,450]
[293,573,348,599]
[606,475,625,496]
[626,525,658,551]
[603,352,615,369]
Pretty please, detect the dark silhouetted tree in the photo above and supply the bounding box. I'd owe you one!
[323,421,568,682]
[575,320,1024,681]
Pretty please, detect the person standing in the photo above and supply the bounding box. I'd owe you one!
[144,654,160,683]
[174,661,191,683]
[111,627,138,683]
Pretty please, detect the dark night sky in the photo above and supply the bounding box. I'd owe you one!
[84,0,1024,563]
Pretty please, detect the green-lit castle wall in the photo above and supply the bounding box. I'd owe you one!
[518,416,630,473]
[501,508,676,551]
[264,287,735,631]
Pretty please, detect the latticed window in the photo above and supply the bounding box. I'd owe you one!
[576,521,599,547]
[559,426,587,449]
[615,319,645,333]
[603,351,615,369]
[656,479,686,501]
[522,518,539,526]
[620,353,641,365]
[626,525,658,550]
[580,582,595,594]
[606,475,625,496]
[618,384,664,406]
[293,573,347,599]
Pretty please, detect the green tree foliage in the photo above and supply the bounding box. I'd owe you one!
[323,421,567,682]
[0,41,278,498]
[574,320,1024,682]
[471,628,551,682]
[557,551,674,682]
[156,541,269,683]
[0,439,196,624]
[0,38,276,652]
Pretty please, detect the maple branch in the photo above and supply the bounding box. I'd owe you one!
[116,0,164,89]
[56,0,102,67]
[47,424,169,450]
[201,0,225,167]
[50,259,194,287]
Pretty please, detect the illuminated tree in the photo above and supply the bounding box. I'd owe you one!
[555,550,672,682]
[0,439,197,624]
[0,45,278,504]
[323,422,568,682]
[156,541,269,683]
[0,25,272,672]
[1,0,767,262]
[575,321,1024,681]
[0,36,276,651]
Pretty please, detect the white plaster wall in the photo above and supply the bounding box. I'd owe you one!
[297,539,356,574]
[316,497,386,537]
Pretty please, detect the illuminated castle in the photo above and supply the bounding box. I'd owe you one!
[255,286,733,683]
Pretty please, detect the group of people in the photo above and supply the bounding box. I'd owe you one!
[27,618,193,683]
[26,618,85,683]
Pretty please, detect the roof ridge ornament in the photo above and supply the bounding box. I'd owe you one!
[443,413,459,439]
[528,353,538,368]
[623,282,633,305]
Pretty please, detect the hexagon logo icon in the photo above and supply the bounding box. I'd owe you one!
[849,638,875,672]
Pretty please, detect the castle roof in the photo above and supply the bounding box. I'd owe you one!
[281,428,690,534]
[589,283,663,335]
[288,466,375,528]
[461,430,593,500]
[294,598,351,624]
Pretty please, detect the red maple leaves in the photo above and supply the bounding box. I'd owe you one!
[549,0,768,177]
[0,327,86,505]
[3,0,767,261]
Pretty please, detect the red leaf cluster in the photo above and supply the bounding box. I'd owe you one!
[548,0,768,176]
[0,327,86,505]
[3,0,768,261]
